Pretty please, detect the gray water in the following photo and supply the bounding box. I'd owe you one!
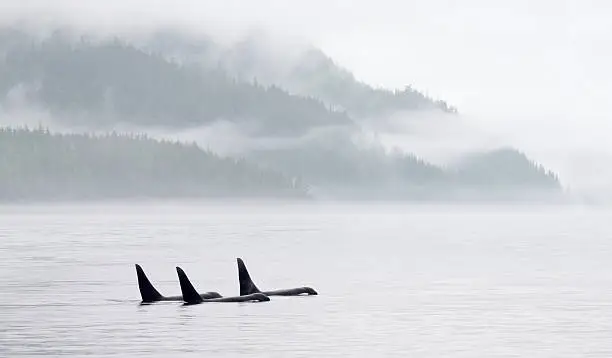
[1,202,611,357]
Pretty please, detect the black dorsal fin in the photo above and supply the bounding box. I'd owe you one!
[237,258,261,296]
[135,264,164,303]
[176,267,204,304]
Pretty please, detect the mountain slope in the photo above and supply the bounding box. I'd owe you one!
[0,27,563,201]
[140,30,457,117]
[0,30,351,136]
[219,36,457,117]
[0,127,306,201]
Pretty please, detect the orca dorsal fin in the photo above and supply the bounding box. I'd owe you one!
[237,258,261,296]
[176,267,204,304]
[135,264,164,303]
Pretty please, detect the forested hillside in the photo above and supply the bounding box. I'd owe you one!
[140,30,456,117]
[0,27,563,201]
[0,127,306,201]
[0,30,350,136]
[249,133,560,200]
[219,36,457,117]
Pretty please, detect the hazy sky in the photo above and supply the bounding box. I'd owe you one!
[2,0,611,195]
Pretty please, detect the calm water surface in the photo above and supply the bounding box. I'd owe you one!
[1,202,611,357]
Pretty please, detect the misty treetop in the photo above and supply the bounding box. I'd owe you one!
[144,30,457,117]
[0,127,307,201]
[220,40,457,117]
[0,28,453,134]
[453,149,560,189]
[0,31,351,136]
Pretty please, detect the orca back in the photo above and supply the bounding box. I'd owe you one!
[176,267,204,304]
[237,258,262,296]
[135,264,164,303]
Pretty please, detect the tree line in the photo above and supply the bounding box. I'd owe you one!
[0,127,307,201]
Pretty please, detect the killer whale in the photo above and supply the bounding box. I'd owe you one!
[176,267,270,304]
[237,258,318,296]
[136,264,221,303]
